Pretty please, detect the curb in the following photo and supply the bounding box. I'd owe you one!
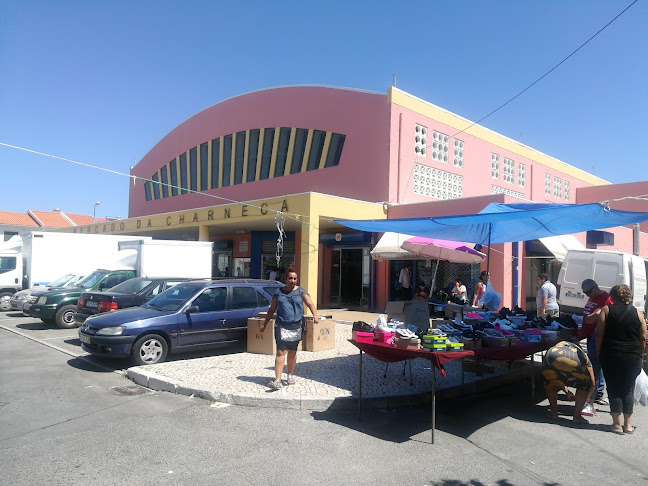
[126,363,538,411]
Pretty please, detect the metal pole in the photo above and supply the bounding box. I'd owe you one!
[358,350,363,416]
[431,366,436,444]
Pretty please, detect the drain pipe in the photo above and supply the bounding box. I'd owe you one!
[633,223,640,256]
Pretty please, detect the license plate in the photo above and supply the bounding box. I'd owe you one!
[80,334,91,344]
[86,301,98,308]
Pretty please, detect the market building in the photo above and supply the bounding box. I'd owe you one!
[62,85,648,313]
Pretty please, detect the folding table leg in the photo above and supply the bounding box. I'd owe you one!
[383,362,389,378]
[408,360,413,386]
[358,350,363,416]
[431,366,436,444]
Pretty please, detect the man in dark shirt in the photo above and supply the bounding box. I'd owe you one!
[581,279,613,410]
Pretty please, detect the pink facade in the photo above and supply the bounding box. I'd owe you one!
[129,86,391,217]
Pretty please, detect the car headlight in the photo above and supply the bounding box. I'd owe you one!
[37,296,48,304]
[96,327,126,336]
[27,295,38,303]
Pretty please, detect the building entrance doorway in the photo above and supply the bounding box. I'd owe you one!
[329,248,369,308]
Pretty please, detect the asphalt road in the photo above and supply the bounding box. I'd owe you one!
[1,312,647,486]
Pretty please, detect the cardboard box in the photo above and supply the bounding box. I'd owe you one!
[246,317,301,355]
[353,331,374,343]
[384,301,406,323]
[303,317,335,351]
[482,336,510,348]
[541,330,559,342]
[458,338,482,351]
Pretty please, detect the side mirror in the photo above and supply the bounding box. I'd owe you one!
[98,283,105,291]
[185,305,199,314]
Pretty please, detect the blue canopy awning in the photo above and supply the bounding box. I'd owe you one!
[335,202,648,245]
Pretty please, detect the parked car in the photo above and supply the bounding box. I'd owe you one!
[29,269,136,328]
[11,273,85,313]
[79,279,283,365]
[74,277,188,325]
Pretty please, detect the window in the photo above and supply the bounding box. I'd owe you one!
[247,129,260,181]
[413,163,463,199]
[200,143,209,190]
[324,133,345,168]
[565,180,570,201]
[151,173,160,200]
[160,166,169,198]
[290,128,308,174]
[193,287,227,312]
[554,176,562,198]
[169,158,178,196]
[222,134,232,187]
[545,173,552,195]
[273,127,291,177]
[144,181,152,201]
[189,146,198,191]
[179,152,188,195]
[259,128,274,180]
[230,287,261,309]
[503,158,515,184]
[210,138,220,189]
[234,131,246,185]
[453,139,464,168]
[432,131,449,163]
[110,279,154,293]
[0,256,17,271]
[518,163,525,187]
[307,130,326,171]
[415,124,427,157]
[491,153,500,179]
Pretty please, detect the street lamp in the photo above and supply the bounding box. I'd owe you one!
[93,201,101,222]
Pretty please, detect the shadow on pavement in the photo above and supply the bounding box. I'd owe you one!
[312,379,590,444]
[16,321,53,330]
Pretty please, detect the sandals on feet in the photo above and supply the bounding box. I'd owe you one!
[606,425,624,435]
[268,379,282,390]
[623,426,635,434]
[546,410,559,420]
[286,374,296,385]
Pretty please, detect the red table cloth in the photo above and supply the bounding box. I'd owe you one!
[473,340,560,361]
[349,339,474,377]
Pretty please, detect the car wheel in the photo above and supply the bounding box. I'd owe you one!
[131,334,168,365]
[55,304,79,329]
[0,293,12,311]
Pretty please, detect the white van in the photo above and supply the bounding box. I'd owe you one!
[557,249,647,315]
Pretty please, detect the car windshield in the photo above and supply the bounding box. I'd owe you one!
[76,271,108,289]
[66,275,85,286]
[109,279,154,294]
[143,283,202,312]
[49,274,75,287]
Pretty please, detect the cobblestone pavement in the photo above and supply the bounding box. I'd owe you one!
[128,309,533,410]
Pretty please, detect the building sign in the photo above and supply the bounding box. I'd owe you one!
[71,199,289,234]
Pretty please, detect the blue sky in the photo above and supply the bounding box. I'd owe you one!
[1,1,646,220]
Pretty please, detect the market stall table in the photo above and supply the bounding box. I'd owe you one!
[473,340,560,398]
[349,339,474,444]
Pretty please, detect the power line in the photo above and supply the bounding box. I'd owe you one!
[438,0,639,142]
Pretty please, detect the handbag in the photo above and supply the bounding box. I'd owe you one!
[634,369,648,406]
[279,322,303,342]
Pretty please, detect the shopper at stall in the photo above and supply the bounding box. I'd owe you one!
[541,341,595,424]
[581,279,613,413]
[260,270,319,389]
[399,264,412,300]
[595,285,647,434]
[414,281,429,301]
[450,278,468,304]
[472,271,489,308]
[536,273,559,318]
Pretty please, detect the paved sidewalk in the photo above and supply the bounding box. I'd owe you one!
[128,309,536,410]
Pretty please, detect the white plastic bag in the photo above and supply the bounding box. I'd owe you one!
[482,283,501,311]
[376,314,391,333]
[634,369,648,406]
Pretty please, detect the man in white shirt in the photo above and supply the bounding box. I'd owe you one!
[536,273,559,317]
[450,279,468,304]
[399,264,412,300]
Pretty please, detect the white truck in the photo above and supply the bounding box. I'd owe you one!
[28,239,213,328]
[0,231,151,311]
[557,249,648,315]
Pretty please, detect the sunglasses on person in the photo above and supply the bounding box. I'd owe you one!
[582,287,594,295]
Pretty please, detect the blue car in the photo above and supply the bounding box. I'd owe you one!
[78,279,283,365]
